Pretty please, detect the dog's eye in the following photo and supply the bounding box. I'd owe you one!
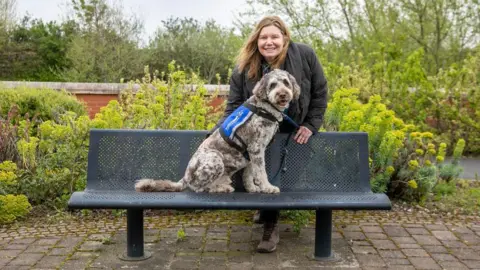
[282,79,290,86]
[269,82,277,89]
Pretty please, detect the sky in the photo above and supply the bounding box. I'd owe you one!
[15,0,247,42]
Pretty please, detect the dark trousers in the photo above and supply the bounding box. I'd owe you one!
[259,210,280,223]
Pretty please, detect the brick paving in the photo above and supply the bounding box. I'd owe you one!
[0,208,479,269]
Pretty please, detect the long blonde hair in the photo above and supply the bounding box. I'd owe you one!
[237,16,291,80]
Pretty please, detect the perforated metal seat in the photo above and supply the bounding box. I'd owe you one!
[68,129,391,261]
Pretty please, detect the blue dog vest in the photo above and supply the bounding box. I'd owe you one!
[219,102,288,159]
[221,105,254,141]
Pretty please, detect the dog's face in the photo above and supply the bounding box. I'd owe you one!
[252,69,300,109]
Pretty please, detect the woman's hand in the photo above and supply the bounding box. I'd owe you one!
[294,126,313,144]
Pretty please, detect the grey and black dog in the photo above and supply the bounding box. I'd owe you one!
[135,69,300,194]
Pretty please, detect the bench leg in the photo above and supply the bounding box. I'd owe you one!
[314,209,335,260]
[119,209,152,261]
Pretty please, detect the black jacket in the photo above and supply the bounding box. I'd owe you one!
[213,42,328,134]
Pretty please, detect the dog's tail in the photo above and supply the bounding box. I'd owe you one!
[135,178,186,192]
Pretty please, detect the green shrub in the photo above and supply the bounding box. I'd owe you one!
[324,88,464,202]
[0,194,32,224]
[0,87,87,122]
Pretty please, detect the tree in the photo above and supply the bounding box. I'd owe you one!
[0,0,16,46]
[60,0,145,82]
[148,17,242,83]
[0,16,77,81]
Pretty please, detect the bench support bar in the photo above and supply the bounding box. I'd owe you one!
[314,209,335,260]
[119,209,152,261]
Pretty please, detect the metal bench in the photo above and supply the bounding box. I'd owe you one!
[68,129,391,261]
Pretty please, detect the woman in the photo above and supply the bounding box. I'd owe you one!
[213,16,328,253]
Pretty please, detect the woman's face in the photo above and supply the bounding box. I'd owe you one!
[257,25,285,63]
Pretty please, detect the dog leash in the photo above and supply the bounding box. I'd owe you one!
[271,116,317,183]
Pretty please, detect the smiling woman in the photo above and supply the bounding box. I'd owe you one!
[210,15,329,254]
[258,25,286,63]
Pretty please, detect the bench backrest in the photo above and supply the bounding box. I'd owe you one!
[86,129,372,193]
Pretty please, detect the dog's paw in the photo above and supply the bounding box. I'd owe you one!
[208,184,235,193]
[245,183,261,193]
[260,184,280,194]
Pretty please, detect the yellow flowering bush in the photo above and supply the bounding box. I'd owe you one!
[0,194,32,224]
[324,88,465,202]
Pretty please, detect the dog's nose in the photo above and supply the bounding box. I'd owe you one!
[279,94,287,99]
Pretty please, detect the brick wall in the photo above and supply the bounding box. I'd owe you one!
[74,93,227,119]
[74,93,119,118]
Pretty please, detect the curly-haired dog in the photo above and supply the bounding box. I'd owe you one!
[135,69,300,194]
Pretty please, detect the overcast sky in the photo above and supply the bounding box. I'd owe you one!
[16,0,247,41]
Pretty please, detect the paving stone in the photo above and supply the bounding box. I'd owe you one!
[405,227,430,235]
[408,257,441,269]
[0,249,23,258]
[341,225,362,232]
[34,255,66,268]
[230,231,252,243]
[412,235,442,245]
[229,242,253,252]
[449,248,480,260]
[4,243,28,250]
[391,237,416,244]
[462,260,480,268]
[383,226,409,237]
[425,224,448,231]
[386,265,415,270]
[442,240,468,248]
[228,261,253,270]
[397,243,421,249]
[78,240,103,251]
[366,233,388,239]
[56,236,84,249]
[430,253,458,262]
[384,258,411,265]
[351,245,377,254]
[450,226,474,234]
[362,226,384,233]
[34,238,61,246]
[7,252,44,266]
[402,248,429,257]
[370,239,397,250]
[343,231,366,240]
[252,252,279,268]
[205,240,228,252]
[48,247,71,256]
[356,254,386,267]
[23,244,51,253]
[431,230,458,241]
[1,266,31,270]
[379,250,406,258]
[457,233,480,245]
[184,227,206,237]
[9,238,36,245]
[422,245,448,253]
[437,260,469,270]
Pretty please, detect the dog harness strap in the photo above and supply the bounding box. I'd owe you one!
[243,103,279,123]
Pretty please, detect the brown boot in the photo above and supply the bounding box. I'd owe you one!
[256,222,279,253]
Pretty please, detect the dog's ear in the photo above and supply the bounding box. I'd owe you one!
[287,73,301,100]
[252,75,268,100]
